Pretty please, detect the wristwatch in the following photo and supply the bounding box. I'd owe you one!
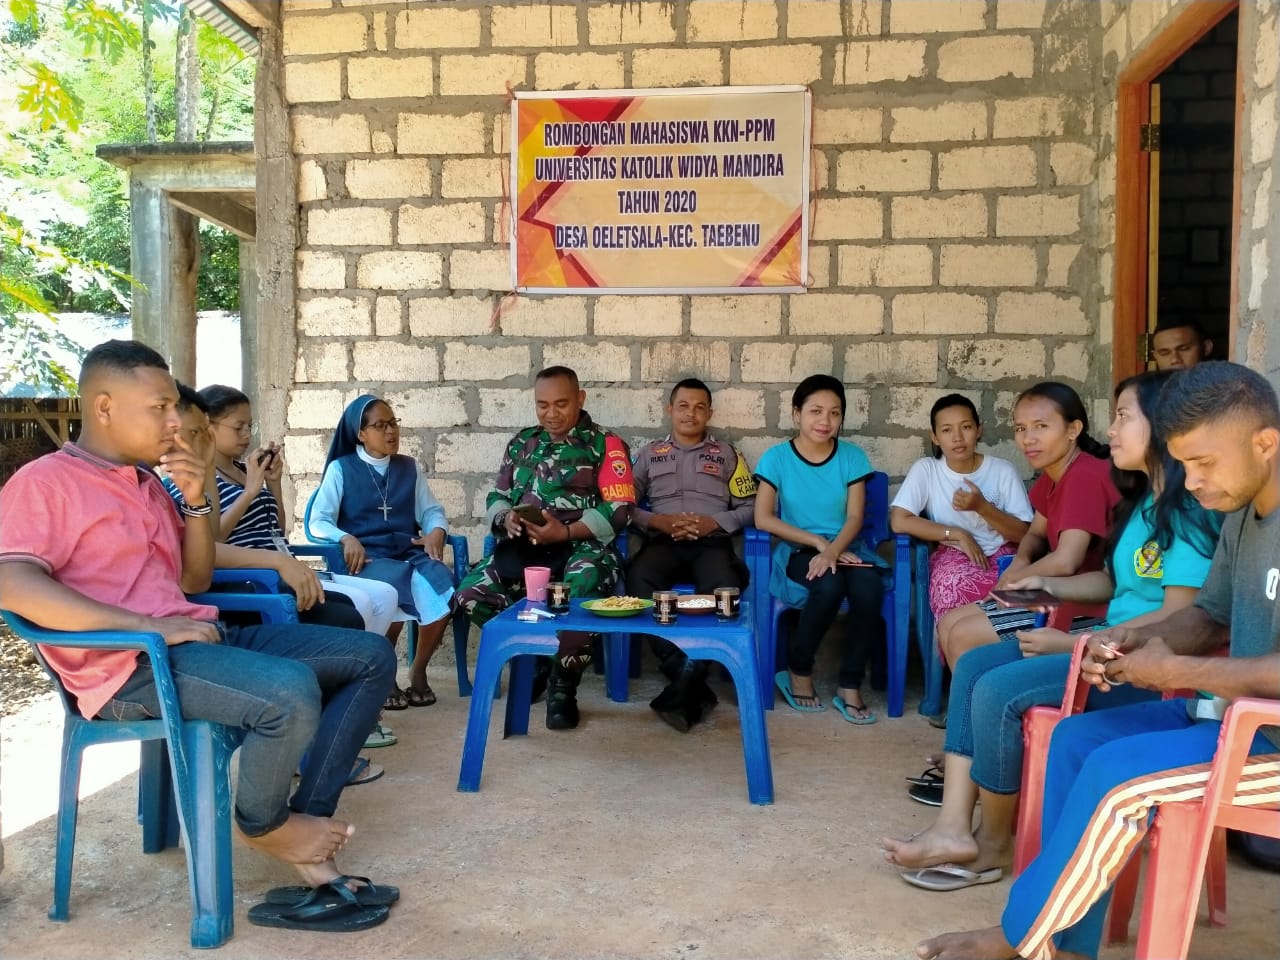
[182,495,214,518]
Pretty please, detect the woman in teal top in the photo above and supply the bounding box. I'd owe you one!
[754,375,884,724]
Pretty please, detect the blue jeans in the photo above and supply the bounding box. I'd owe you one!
[943,645,1157,794]
[101,621,396,836]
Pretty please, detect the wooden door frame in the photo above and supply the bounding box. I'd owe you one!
[1112,0,1241,381]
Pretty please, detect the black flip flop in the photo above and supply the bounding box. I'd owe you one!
[908,782,944,807]
[264,875,399,907]
[905,765,945,787]
[247,882,389,932]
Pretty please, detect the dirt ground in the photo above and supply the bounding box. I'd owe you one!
[2,647,1276,960]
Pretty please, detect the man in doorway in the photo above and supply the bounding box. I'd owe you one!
[915,360,1280,960]
[628,378,755,732]
[1152,318,1213,370]
[454,366,635,730]
[0,341,397,930]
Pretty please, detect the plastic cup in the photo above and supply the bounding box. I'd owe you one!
[524,566,551,602]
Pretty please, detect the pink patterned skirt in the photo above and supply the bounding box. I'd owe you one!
[928,542,1018,621]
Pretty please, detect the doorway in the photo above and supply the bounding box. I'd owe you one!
[1112,1,1240,379]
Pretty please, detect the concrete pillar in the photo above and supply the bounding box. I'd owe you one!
[128,181,199,383]
[239,239,259,403]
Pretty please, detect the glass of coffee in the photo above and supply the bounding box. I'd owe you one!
[714,586,741,621]
[653,591,678,625]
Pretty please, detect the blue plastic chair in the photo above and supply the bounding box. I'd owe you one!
[748,471,906,717]
[1,588,295,949]
[303,489,475,696]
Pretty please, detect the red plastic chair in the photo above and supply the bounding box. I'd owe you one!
[1132,697,1280,959]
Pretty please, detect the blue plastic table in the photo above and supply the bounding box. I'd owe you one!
[457,598,773,805]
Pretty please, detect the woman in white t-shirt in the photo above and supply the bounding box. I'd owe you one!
[890,394,1034,622]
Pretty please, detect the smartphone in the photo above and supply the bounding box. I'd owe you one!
[990,588,1060,608]
[837,557,873,567]
[512,503,545,524]
[257,447,277,467]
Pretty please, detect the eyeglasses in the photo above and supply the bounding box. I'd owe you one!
[212,420,254,435]
[365,418,402,432]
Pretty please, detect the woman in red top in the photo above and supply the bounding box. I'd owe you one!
[936,382,1119,668]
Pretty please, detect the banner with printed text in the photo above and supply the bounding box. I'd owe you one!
[512,86,810,293]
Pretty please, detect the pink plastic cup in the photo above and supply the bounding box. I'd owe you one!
[524,566,551,602]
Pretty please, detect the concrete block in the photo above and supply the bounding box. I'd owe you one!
[888,386,958,430]
[582,388,666,430]
[347,55,432,100]
[298,160,327,202]
[688,0,777,41]
[374,296,403,336]
[996,195,1080,237]
[409,297,495,337]
[940,244,1038,287]
[788,0,880,36]
[836,40,928,84]
[491,4,579,47]
[995,292,1087,334]
[889,0,985,33]
[631,48,723,87]
[789,293,884,335]
[542,340,632,382]
[371,130,393,154]
[813,198,884,240]
[837,245,933,288]
[442,342,531,382]
[287,388,348,430]
[307,207,392,247]
[836,149,932,193]
[595,296,683,336]
[1046,244,1081,287]
[281,435,328,479]
[295,341,349,383]
[442,159,505,198]
[813,107,882,145]
[892,293,987,334]
[1250,92,1277,166]
[587,4,676,44]
[892,195,988,238]
[536,52,624,90]
[397,112,487,155]
[889,103,986,143]
[1254,14,1279,88]
[937,145,1037,189]
[730,44,821,85]
[844,340,938,384]
[439,54,527,96]
[379,387,467,427]
[399,203,487,245]
[395,7,481,49]
[640,341,731,382]
[478,388,536,429]
[1051,342,1090,382]
[996,0,1048,29]
[740,341,834,383]
[297,251,346,290]
[449,250,511,292]
[292,114,371,155]
[284,60,341,103]
[690,297,782,337]
[434,432,514,475]
[1049,143,1095,186]
[425,477,468,519]
[347,159,432,200]
[283,11,367,55]
[701,387,767,430]
[352,340,439,382]
[500,297,589,338]
[937,36,1035,82]
[356,251,443,290]
[858,436,928,480]
[947,339,1046,382]
[297,296,373,336]
[372,9,387,51]
[993,96,1083,138]
[807,246,831,288]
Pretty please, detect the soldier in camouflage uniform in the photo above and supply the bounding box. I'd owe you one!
[455,366,634,729]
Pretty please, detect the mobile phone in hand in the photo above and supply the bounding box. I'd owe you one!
[257,447,277,467]
[990,588,1060,608]
[512,503,545,524]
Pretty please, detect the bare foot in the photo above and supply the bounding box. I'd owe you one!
[882,825,979,869]
[294,858,343,888]
[788,672,822,709]
[926,752,944,768]
[915,926,1017,960]
[239,813,354,865]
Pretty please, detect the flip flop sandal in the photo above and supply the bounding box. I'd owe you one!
[900,863,1003,892]
[364,722,397,749]
[774,671,825,712]
[346,756,384,786]
[404,682,436,707]
[905,765,945,787]
[383,687,409,711]
[264,875,400,908]
[248,882,390,931]
[833,695,877,725]
[907,782,944,807]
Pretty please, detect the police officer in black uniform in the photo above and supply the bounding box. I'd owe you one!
[629,378,756,731]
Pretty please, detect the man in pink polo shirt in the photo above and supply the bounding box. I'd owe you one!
[0,340,397,932]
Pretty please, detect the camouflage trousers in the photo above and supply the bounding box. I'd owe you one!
[454,538,622,659]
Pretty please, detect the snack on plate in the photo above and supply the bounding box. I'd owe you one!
[593,595,648,610]
[678,596,716,609]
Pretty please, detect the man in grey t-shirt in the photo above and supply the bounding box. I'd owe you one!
[916,362,1280,960]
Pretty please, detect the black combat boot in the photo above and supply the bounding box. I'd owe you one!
[654,658,716,733]
[546,654,588,730]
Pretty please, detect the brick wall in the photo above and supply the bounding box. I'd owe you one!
[277,0,1181,551]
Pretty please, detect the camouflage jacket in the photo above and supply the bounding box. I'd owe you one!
[485,411,634,544]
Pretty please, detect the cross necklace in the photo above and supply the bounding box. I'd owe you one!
[365,463,393,521]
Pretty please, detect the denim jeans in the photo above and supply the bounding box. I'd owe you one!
[101,621,396,836]
[943,645,1157,794]
[784,551,884,689]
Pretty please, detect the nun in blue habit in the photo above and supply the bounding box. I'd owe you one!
[310,394,454,708]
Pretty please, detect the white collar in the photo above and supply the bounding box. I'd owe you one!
[357,446,391,468]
